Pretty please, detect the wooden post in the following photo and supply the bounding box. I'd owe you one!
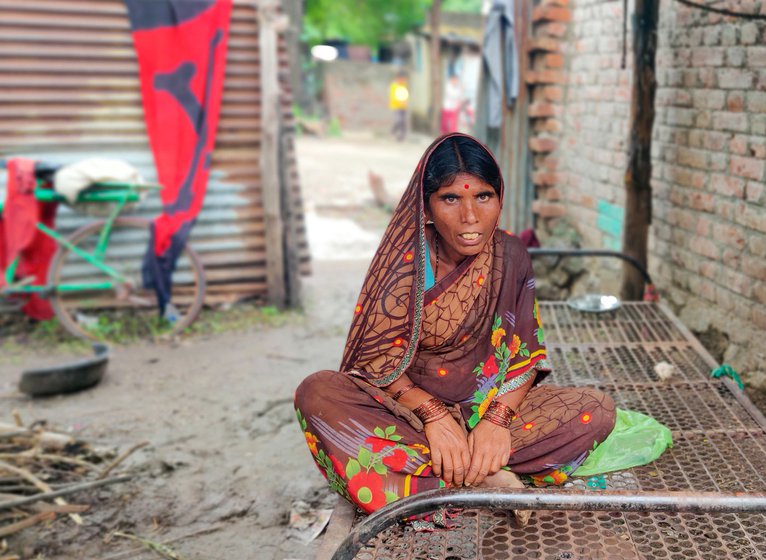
[429,0,442,135]
[260,3,287,307]
[621,0,659,301]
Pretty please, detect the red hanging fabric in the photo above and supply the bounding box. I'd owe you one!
[0,158,57,320]
[125,0,232,312]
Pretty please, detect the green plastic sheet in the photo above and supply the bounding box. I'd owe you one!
[573,408,673,477]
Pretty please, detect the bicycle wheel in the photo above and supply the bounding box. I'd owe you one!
[48,217,206,343]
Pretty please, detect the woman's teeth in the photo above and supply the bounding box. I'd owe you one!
[460,233,479,240]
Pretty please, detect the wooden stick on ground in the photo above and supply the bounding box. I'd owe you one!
[98,441,149,480]
[0,475,130,511]
[0,511,56,539]
[0,460,85,523]
[100,525,224,560]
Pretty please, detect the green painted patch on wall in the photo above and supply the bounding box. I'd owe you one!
[596,200,623,251]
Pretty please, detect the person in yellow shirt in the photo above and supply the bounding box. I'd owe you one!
[389,72,409,141]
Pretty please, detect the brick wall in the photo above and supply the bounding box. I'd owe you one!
[528,0,766,385]
[320,60,401,134]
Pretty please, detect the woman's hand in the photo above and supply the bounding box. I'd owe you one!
[423,415,471,487]
[464,420,512,486]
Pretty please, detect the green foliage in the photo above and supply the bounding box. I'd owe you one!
[304,0,430,47]
[443,0,482,13]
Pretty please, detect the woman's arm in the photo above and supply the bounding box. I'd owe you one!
[463,371,536,486]
[382,375,471,487]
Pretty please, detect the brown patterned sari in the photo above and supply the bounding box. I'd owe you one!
[295,134,615,515]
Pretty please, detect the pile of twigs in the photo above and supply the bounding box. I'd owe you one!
[0,412,140,554]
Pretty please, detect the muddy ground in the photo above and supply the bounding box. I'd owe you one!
[0,132,431,560]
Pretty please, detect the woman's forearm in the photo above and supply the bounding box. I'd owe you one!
[382,374,434,409]
[494,370,536,414]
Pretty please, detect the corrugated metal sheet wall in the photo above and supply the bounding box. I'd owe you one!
[0,0,310,305]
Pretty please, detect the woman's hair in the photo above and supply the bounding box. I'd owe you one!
[423,136,501,206]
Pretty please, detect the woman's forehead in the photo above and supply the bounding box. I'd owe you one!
[435,172,492,191]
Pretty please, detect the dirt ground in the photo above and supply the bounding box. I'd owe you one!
[0,132,431,560]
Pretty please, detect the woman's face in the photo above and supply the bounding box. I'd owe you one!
[425,172,501,261]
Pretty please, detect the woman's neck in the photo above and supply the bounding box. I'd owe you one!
[428,227,463,280]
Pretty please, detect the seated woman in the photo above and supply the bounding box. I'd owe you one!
[294,133,616,525]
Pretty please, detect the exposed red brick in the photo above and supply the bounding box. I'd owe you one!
[542,155,559,170]
[689,237,720,260]
[744,256,766,282]
[712,223,746,248]
[528,102,558,118]
[726,92,745,112]
[532,5,572,23]
[532,171,564,187]
[753,307,766,330]
[729,135,748,155]
[528,37,562,53]
[710,174,745,198]
[544,53,565,68]
[754,283,766,305]
[526,70,567,85]
[750,141,766,159]
[545,187,561,200]
[531,200,567,217]
[542,86,564,102]
[746,181,765,203]
[691,48,724,67]
[730,156,765,180]
[529,137,559,153]
[543,119,563,133]
[677,147,709,170]
[538,22,568,38]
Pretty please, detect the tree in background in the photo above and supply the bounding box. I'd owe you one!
[303,0,480,48]
[303,0,429,47]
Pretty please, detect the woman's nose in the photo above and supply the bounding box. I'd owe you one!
[461,201,478,223]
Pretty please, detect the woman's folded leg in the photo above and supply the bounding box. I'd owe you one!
[294,370,444,513]
[503,384,616,484]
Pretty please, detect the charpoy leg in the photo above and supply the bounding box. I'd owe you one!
[294,370,443,513]
[505,384,616,484]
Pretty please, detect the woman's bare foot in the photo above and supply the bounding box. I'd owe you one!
[478,470,532,527]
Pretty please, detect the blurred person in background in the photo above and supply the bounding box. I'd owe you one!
[441,74,464,134]
[389,71,409,141]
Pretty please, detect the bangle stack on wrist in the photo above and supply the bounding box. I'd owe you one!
[391,383,415,401]
[412,397,449,424]
[482,400,515,429]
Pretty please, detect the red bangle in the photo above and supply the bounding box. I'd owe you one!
[482,400,515,429]
[391,383,415,401]
[412,397,449,424]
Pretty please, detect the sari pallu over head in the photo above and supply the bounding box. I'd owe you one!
[341,133,548,420]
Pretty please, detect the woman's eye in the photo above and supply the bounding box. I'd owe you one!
[444,195,458,203]
[478,194,490,201]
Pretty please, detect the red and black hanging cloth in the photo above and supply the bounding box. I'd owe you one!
[125,0,232,314]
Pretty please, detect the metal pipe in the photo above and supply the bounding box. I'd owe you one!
[527,248,654,286]
[332,488,766,560]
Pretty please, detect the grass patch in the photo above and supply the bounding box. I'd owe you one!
[188,302,304,336]
[0,302,305,355]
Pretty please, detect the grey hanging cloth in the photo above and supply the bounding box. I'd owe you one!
[475,0,518,149]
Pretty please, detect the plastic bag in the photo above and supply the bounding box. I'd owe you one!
[573,408,673,477]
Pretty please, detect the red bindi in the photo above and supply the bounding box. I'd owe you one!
[464,183,470,189]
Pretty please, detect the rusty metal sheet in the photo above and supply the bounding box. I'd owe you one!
[0,0,310,304]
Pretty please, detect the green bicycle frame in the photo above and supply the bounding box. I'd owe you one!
[1,181,155,296]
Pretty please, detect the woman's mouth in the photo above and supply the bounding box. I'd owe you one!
[459,232,481,242]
